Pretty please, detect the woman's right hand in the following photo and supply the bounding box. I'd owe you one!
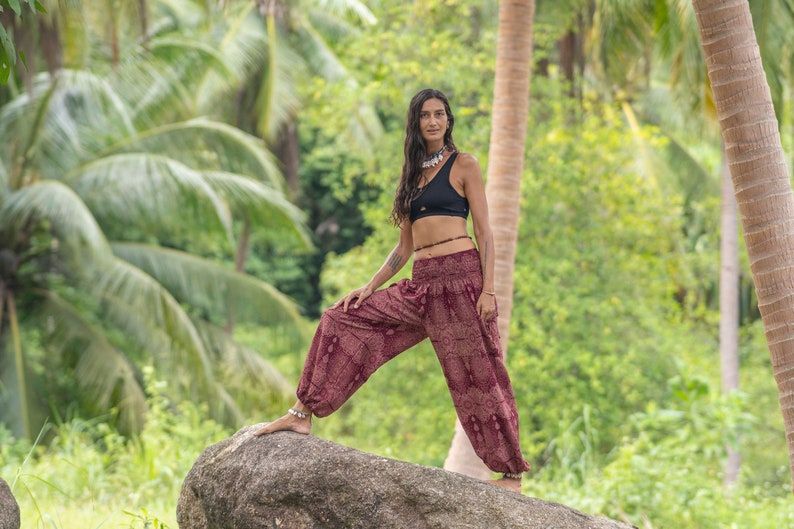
[334,285,374,312]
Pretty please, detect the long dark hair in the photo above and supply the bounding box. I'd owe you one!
[389,88,457,226]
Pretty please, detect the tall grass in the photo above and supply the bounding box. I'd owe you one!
[1,369,231,529]
[1,362,791,529]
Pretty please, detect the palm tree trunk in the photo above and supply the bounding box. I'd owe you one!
[719,145,741,487]
[276,120,300,196]
[38,16,63,77]
[692,0,794,490]
[6,292,31,440]
[558,29,576,98]
[444,0,536,479]
[226,217,252,334]
[137,0,149,45]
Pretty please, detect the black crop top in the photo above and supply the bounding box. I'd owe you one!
[409,152,470,222]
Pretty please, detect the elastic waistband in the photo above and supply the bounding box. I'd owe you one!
[411,248,481,280]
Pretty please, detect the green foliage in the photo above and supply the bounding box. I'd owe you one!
[254,113,383,316]
[0,0,44,83]
[256,0,501,314]
[525,357,791,528]
[124,509,170,529]
[737,320,789,489]
[508,100,686,458]
[0,3,312,438]
[317,76,789,527]
[2,367,230,529]
[0,2,791,528]
[312,6,789,525]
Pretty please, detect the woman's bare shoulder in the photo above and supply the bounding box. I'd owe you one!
[454,151,480,166]
[453,151,482,174]
[453,151,483,181]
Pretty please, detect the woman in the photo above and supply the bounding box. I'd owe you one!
[255,88,530,492]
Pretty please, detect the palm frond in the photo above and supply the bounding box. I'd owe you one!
[627,103,715,197]
[653,0,709,116]
[589,0,656,87]
[290,23,383,148]
[0,180,112,262]
[110,118,287,190]
[91,255,258,425]
[195,320,294,406]
[118,35,240,125]
[0,73,57,189]
[257,15,304,141]
[310,0,377,27]
[150,0,210,29]
[0,156,8,198]
[38,290,148,435]
[194,3,270,113]
[114,54,198,127]
[0,70,137,182]
[750,0,794,120]
[202,170,311,247]
[91,256,217,379]
[149,37,235,79]
[292,20,350,82]
[68,152,234,242]
[110,242,305,326]
[97,282,182,368]
[86,255,237,423]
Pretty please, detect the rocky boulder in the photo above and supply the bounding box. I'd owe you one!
[177,424,636,529]
[0,478,20,529]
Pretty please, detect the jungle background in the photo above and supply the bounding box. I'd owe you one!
[0,0,792,527]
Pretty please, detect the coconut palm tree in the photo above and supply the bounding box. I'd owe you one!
[444,0,537,479]
[691,0,794,490]
[562,0,793,486]
[177,0,381,194]
[620,0,745,484]
[617,0,794,487]
[144,0,382,317]
[0,13,311,437]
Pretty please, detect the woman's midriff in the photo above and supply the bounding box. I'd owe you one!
[412,216,476,260]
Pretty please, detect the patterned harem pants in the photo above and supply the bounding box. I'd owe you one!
[296,248,530,475]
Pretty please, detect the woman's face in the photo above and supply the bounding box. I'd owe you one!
[418,98,448,145]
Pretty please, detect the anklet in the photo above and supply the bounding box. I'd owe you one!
[288,408,308,419]
[503,472,523,480]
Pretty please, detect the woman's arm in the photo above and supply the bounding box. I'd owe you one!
[457,153,497,319]
[336,222,414,311]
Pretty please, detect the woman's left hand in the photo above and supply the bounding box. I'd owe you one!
[477,293,496,320]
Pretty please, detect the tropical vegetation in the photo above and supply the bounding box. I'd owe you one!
[0,0,792,528]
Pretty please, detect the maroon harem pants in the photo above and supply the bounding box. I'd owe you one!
[296,248,530,475]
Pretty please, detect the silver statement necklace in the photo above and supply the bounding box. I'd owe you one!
[421,145,446,169]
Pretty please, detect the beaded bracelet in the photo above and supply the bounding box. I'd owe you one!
[503,472,523,480]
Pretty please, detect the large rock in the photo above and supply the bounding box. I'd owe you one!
[0,478,20,529]
[178,425,636,529]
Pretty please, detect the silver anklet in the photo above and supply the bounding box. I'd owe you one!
[504,472,523,480]
[288,408,308,419]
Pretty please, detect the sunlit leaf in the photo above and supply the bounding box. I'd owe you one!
[70,152,234,242]
[111,242,304,326]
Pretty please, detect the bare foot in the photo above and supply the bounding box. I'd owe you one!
[253,412,312,436]
[488,477,522,494]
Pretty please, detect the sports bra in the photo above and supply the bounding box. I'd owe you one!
[409,152,470,223]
